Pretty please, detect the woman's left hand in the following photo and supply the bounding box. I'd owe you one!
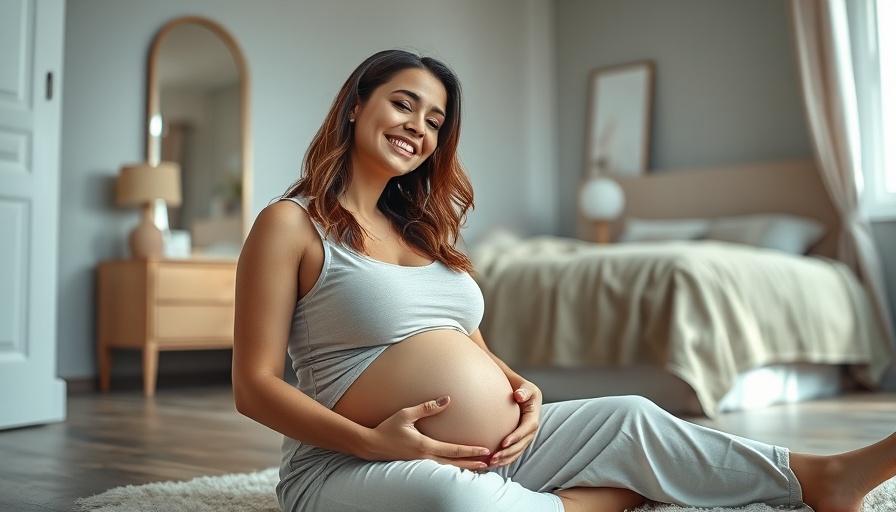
[490,380,542,468]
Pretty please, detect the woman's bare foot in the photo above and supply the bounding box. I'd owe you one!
[791,432,896,512]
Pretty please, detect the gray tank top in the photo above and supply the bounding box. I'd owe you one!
[281,196,484,411]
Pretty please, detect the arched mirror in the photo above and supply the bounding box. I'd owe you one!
[146,16,251,257]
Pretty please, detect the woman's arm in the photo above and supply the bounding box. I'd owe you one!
[232,201,371,454]
[232,202,489,468]
[469,329,543,467]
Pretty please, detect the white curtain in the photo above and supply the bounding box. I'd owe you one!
[790,0,895,350]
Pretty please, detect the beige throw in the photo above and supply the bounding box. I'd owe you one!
[474,237,891,416]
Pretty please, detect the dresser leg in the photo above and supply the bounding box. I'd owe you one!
[98,346,111,392]
[143,345,159,397]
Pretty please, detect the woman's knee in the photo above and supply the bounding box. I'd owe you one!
[576,395,669,433]
[586,394,663,418]
[615,394,662,413]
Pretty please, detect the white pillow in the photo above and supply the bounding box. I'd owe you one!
[617,217,711,243]
[704,214,826,255]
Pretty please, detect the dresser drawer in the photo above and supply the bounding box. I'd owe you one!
[155,305,235,340]
[156,265,236,302]
[98,258,238,396]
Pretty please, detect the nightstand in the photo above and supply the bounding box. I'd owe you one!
[96,258,237,396]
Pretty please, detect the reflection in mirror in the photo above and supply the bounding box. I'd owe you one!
[146,17,251,257]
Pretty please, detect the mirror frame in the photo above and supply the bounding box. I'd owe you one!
[145,16,252,248]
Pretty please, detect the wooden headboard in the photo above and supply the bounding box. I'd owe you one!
[579,159,840,259]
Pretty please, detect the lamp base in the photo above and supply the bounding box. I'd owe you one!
[595,221,610,244]
[129,203,164,259]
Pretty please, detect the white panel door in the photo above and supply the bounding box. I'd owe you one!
[0,0,66,430]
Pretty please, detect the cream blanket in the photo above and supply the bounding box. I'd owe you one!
[473,237,891,416]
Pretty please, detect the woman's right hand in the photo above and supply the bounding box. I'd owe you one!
[359,396,491,471]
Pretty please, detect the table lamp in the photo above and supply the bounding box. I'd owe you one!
[579,175,625,244]
[116,162,182,259]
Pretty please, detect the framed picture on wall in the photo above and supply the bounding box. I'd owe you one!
[584,61,655,177]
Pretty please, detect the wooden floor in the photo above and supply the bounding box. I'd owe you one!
[1,386,894,512]
[0,385,281,512]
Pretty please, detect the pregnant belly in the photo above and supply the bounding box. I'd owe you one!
[332,329,521,455]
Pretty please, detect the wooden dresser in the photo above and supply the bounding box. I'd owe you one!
[96,258,237,396]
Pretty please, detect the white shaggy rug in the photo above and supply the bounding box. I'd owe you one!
[73,467,896,512]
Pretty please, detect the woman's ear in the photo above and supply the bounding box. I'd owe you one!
[349,104,359,123]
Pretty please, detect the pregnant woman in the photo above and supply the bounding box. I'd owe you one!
[232,49,896,512]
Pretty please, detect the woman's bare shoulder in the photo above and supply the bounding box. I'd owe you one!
[244,199,318,258]
[258,199,317,234]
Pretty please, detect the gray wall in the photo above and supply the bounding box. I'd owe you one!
[555,0,813,236]
[59,0,558,380]
[873,222,896,388]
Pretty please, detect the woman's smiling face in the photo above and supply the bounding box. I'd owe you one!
[350,67,448,180]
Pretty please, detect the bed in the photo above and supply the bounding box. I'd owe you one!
[472,160,893,417]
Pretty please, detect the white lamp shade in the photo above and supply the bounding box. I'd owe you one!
[579,177,625,220]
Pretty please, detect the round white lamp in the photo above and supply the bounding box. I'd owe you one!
[579,176,625,243]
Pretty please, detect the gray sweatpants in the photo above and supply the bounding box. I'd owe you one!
[277,396,802,511]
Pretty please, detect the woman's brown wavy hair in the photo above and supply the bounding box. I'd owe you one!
[284,49,474,273]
